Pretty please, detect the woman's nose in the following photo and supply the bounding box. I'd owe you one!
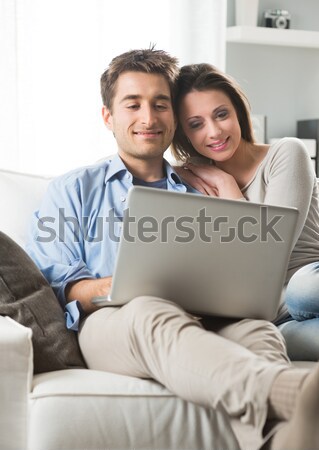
[207,121,222,138]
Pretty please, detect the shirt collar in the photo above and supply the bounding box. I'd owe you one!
[104,153,185,189]
[164,158,187,190]
[104,153,129,184]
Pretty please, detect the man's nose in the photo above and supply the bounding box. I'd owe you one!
[140,105,157,126]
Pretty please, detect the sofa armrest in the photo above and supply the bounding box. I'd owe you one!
[0,316,33,450]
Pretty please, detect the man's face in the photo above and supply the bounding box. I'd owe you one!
[102,71,176,162]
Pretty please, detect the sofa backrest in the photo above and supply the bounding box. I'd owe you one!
[0,168,51,248]
[1,165,318,249]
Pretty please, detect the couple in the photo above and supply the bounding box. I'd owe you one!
[27,48,319,450]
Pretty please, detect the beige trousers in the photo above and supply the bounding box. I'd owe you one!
[79,296,290,450]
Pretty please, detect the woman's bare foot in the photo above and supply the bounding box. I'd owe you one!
[270,363,319,449]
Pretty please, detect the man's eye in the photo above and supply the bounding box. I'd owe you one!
[155,104,168,110]
[127,104,139,110]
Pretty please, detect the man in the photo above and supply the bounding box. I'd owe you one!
[27,48,319,450]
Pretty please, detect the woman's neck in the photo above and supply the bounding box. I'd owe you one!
[216,141,269,189]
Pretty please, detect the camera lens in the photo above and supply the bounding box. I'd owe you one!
[275,16,287,28]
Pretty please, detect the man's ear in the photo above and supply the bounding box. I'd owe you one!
[102,106,113,131]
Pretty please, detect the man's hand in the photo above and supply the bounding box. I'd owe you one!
[65,277,113,314]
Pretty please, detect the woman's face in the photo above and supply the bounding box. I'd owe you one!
[179,89,242,162]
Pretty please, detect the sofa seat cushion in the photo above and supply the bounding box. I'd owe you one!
[29,369,239,450]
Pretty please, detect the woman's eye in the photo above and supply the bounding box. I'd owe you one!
[189,121,202,129]
[216,110,228,120]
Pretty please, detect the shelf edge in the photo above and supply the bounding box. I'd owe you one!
[226,26,319,49]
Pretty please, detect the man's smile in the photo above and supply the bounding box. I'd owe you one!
[133,130,163,137]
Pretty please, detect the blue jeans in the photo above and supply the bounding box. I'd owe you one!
[278,262,319,361]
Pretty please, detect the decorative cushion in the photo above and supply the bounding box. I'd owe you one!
[0,231,86,373]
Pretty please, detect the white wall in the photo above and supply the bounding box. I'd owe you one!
[226,0,319,141]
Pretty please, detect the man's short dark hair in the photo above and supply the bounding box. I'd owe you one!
[100,47,179,111]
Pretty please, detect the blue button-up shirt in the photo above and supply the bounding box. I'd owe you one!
[26,154,197,329]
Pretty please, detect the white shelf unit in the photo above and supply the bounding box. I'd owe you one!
[226,25,319,175]
[226,26,319,48]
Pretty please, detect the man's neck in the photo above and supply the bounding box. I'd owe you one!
[119,152,165,182]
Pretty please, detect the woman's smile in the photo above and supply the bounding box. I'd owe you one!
[207,137,230,152]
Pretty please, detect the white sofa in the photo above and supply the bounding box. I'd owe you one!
[0,168,241,450]
[0,167,315,450]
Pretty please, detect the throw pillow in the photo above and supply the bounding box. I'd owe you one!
[0,231,86,373]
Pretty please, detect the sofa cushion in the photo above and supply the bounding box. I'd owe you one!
[29,369,240,450]
[0,231,86,373]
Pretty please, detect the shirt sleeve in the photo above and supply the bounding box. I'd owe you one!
[26,175,95,306]
[262,138,316,244]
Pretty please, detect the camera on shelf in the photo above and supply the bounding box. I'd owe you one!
[264,9,291,29]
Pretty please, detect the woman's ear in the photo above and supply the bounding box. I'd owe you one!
[102,106,113,130]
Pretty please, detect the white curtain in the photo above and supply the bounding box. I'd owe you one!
[169,0,226,69]
[1,0,226,176]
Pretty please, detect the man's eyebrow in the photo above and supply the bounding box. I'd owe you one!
[120,94,171,103]
[120,95,140,103]
[154,94,171,102]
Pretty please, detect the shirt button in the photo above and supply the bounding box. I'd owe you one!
[120,196,126,202]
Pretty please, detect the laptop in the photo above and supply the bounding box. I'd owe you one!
[92,186,298,321]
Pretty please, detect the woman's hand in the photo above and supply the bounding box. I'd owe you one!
[176,163,243,200]
[174,165,218,196]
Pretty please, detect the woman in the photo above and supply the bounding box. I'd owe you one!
[172,63,319,360]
